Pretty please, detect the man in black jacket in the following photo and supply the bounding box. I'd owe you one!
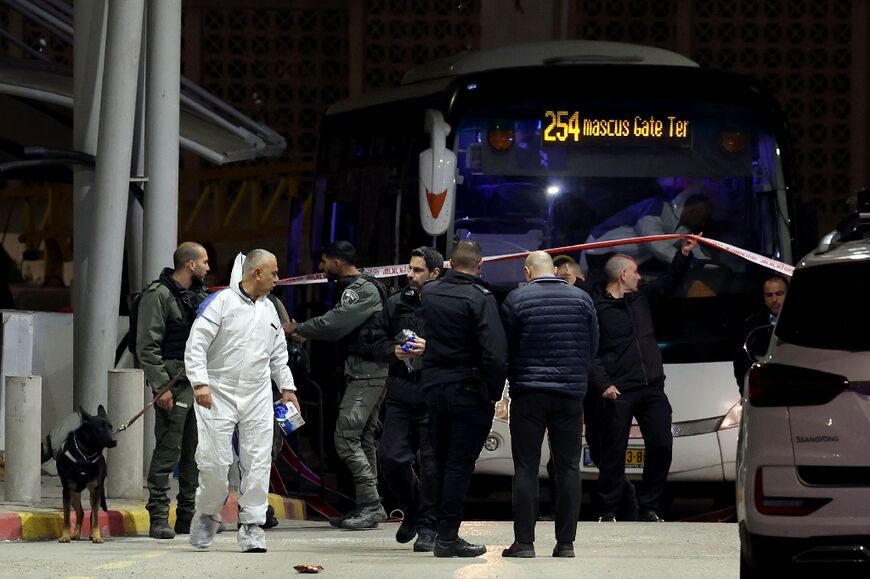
[499,251,598,559]
[582,236,698,522]
[555,253,638,521]
[370,246,442,552]
[733,274,788,394]
[421,239,508,558]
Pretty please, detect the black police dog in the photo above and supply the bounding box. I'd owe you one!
[56,405,117,543]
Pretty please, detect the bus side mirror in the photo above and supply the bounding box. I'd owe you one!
[744,324,774,363]
[419,109,456,236]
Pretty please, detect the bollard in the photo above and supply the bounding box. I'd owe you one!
[4,376,42,504]
[106,369,144,499]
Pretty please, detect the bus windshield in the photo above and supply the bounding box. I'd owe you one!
[452,99,790,363]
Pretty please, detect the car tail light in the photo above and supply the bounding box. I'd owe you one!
[754,468,831,516]
[747,363,849,407]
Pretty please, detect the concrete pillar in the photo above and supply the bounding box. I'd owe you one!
[144,0,181,282]
[126,201,145,295]
[130,14,155,475]
[4,376,42,504]
[0,312,34,451]
[78,0,145,413]
[72,0,107,411]
[106,370,144,499]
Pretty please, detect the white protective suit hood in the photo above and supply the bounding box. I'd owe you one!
[229,252,245,288]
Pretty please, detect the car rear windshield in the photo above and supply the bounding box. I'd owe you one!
[776,261,870,351]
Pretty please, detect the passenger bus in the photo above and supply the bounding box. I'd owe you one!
[299,41,799,489]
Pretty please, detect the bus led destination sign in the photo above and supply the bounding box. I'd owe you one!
[542,110,690,145]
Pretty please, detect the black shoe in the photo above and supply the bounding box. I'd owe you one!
[395,516,417,544]
[174,512,194,535]
[598,513,617,522]
[434,536,487,558]
[261,505,279,529]
[637,510,664,522]
[340,500,386,530]
[501,541,535,558]
[149,520,176,539]
[552,542,575,558]
[329,504,363,528]
[413,529,436,552]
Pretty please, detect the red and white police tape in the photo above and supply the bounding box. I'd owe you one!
[274,233,794,287]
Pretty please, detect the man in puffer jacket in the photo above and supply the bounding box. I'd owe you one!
[499,251,598,559]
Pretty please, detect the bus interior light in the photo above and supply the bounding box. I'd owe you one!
[488,128,514,151]
[721,131,747,153]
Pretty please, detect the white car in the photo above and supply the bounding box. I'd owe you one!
[737,202,870,575]
[475,364,742,483]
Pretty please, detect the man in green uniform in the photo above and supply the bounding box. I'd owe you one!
[287,241,389,530]
[137,242,210,539]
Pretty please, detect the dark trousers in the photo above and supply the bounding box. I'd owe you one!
[334,377,386,504]
[146,383,198,520]
[585,393,638,519]
[378,400,438,532]
[428,383,495,541]
[510,391,583,544]
[598,382,672,514]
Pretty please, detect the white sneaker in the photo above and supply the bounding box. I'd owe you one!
[190,513,221,549]
[237,523,267,553]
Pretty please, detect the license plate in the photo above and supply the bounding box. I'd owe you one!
[582,446,645,469]
[625,448,645,468]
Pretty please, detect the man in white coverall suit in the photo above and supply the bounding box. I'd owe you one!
[185,249,299,553]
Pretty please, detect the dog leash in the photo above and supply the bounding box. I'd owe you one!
[115,368,185,433]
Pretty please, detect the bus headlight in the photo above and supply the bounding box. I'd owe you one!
[718,401,743,430]
[483,435,499,452]
[494,396,510,422]
[670,402,743,437]
[671,416,723,437]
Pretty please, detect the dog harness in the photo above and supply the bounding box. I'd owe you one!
[63,434,101,475]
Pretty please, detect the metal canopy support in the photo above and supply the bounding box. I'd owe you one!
[144,0,181,282]
[77,0,145,413]
[72,0,106,411]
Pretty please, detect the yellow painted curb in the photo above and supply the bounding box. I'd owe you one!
[19,512,63,541]
[120,508,150,535]
[15,497,305,541]
[267,494,306,520]
[267,494,285,519]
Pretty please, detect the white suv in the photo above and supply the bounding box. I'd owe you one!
[737,202,870,576]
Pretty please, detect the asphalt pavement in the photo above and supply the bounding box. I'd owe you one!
[0,519,739,578]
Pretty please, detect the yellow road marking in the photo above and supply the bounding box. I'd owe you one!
[96,561,137,570]
[131,551,166,559]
